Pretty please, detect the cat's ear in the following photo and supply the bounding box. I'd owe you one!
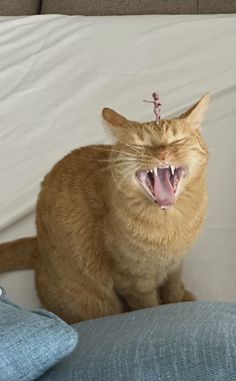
[102,108,134,141]
[181,93,210,129]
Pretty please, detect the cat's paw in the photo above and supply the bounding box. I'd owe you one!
[159,284,184,304]
[159,283,196,304]
[182,289,197,302]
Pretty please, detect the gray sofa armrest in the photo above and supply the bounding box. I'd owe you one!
[38,302,236,381]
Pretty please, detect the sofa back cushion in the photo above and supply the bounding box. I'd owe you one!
[199,0,236,13]
[0,0,40,15]
[41,0,198,15]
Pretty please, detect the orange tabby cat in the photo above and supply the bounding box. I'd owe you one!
[0,94,210,323]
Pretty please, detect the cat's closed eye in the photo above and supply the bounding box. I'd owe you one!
[171,137,191,145]
[133,137,190,149]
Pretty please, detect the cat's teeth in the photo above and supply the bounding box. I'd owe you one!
[170,165,175,176]
[153,167,158,176]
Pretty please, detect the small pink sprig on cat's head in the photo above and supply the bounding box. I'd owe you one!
[143,92,162,123]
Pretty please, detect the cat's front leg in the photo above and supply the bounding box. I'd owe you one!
[123,289,161,310]
[159,264,196,304]
[116,278,161,311]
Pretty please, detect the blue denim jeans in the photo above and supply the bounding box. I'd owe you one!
[39,301,236,381]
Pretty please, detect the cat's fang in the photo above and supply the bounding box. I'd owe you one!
[170,165,175,176]
[153,167,158,176]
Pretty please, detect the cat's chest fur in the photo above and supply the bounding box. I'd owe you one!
[103,184,206,281]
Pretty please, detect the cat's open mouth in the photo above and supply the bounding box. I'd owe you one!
[135,166,186,209]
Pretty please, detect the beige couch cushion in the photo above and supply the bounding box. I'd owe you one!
[0,0,40,15]
[41,0,198,15]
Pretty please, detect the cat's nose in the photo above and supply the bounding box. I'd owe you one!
[158,147,169,161]
[160,154,167,161]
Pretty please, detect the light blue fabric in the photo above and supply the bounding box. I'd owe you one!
[39,301,236,381]
[0,287,78,381]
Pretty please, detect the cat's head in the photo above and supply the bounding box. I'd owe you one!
[102,94,210,209]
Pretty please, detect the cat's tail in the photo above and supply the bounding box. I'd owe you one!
[0,237,37,273]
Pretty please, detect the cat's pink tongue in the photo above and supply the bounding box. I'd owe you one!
[154,168,175,208]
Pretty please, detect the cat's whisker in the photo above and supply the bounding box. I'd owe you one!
[123,141,154,161]
[97,161,140,174]
[97,158,138,163]
[91,141,154,163]
[111,170,130,190]
[119,140,142,155]
[92,146,138,158]
[111,162,139,190]
[79,155,139,165]
[112,133,143,154]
